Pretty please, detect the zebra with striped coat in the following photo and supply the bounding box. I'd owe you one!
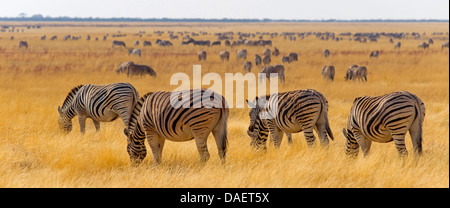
[260,65,285,83]
[219,51,230,61]
[57,83,139,134]
[19,41,28,49]
[115,62,156,77]
[128,48,142,57]
[123,89,229,165]
[323,49,330,58]
[112,40,126,48]
[342,91,425,157]
[246,89,334,149]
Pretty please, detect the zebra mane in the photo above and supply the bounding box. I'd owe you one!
[127,92,153,134]
[61,85,84,109]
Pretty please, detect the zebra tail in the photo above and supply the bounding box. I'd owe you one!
[318,92,334,141]
[215,100,229,160]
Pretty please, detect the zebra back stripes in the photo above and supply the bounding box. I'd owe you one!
[57,82,139,134]
[246,89,334,149]
[124,89,228,165]
[342,91,425,157]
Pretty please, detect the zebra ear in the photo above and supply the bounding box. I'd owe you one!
[246,99,256,108]
[123,128,130,137]
[342,128,348,139]
[57,106,63,115]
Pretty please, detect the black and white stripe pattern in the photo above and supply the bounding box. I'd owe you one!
[124,89,229,166]
[246,89,334,149]
[57,82,139,134]
[342,91,426,157]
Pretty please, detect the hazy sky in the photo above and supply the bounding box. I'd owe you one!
[2,0,449,20]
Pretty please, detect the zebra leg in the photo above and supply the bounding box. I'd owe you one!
[315,122,329,147]
[303,126,316,147]
[146,132,163,165]
[392,134,408,158]
[269,126,284,148]
[78,115,87,134]
[194,136,210,163]
[353,131,371,157]
[408,120,423,157]
[212,124,227,164]
[93,119,100,131]
[285,132,293,145]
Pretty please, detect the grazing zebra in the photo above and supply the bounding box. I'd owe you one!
[321,65,335,81]
[260,65,285,83]
[128,48,142,57]
[86,35,91,41]
[369,50,379,59]
[133,40,139,46]
[19,41,28,49]
[155,39,173,46]
[254,54,262,66]
[418,42,429,49]
[211,41,221,46]
[236,49,247,60]
[112,40,126,48]
[219,51,230,61]
[243,61,252,72]
[57,82,139,134]
[394,42,401,49]
[272,47,280,56]
[123,89,229,165]
[246,89,334,149]
[288,52,298,62]
[143,41,152,46]
[323,49,330,58]
[115,62,156,77]
[428,39,433,44]
[342,91,425,157]
[262,48,271,57]
[262,55,271,65]
[50,35,57,40]
[40,35,46,40]
[281,56,290,63]
[198,51,207,61]
[345,65,367,82]
[442,42,449,50]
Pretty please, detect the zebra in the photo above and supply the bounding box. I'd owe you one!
[369,50,379,59]
[260,65,285,83]
[272,47,280,56]
[262,48,271,57]
[219,51,230,61]
[155,39,173,46]
[198,51,207,61]
[40,35,46,40]
[418,42,429,49]
[50,35,57,40]
[115,62,156,77]
[123,89,229,165]
[143,41,152,46]
[112,40,126,48]
[321,65,335,81]
[428,38,433,44]
[442,42,449,50]
[254,54,262,66]
[246,89,334,149]
[288,52,298,62]
[128,48,142,57]
[133,40,139,46]
[236,49,247,60]
[262,55,271,65]
[342,91,425,158]
[243,61,252,72]
[281,56,290,63]
[394,42,401,49]
[323,49,330,58]
[211,41,221,46]
[19,41,28,49]
[345,65,367,82]
[57,82,139,134]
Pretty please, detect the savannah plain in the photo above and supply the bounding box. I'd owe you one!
[0,22,448,188]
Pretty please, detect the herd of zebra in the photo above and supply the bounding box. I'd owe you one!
[57,82,426,166]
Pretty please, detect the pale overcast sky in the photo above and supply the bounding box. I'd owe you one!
[1,0,449,20]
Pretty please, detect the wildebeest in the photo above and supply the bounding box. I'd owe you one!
[220,51,230,61]
[243,61,252,72]
[418,42,429,49]
[198,51,207,61]
[128,48,142,57]
[323,49,330,58]
[272,47,280,56]
[262,55,271,65]
[115,62,156,77]
[369,50,379,59]
[254,54,262,66]
[394,42,401,49]
[143,41,152,46]
[112,40,126,48]
[344,65,367,82]
[19,41,28,49]
[288,52,298,62]
[237,49,247,60]
[321,65,335,81]
[260,65,285,83]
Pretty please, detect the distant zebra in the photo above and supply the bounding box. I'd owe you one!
[394,42,401,49]
[115,62,156,77]
[262,48,271,57]
[40,35,46,40]
[243,61,252,72]
[345,65,367,82]
[246,89,334,149]
[133,40,139,46]
[57,82,139,134]
[281,56,290,63]
[143,41,152,46]
[198,50,207,61]
[155,39,173,46]
[211,41,221,46]
[418,42,429,49]
[442,42,449,50]
[112,40,126,48]
[272,47,280,56]
[128,48,142,57]
[321,65,335,81]
[428,39,433,44]
[260,64,285,83]
[123,89,229,165]
[19,41,28,49]
[254,54,262,66]
[50,35,57,40]
[323,49,330,58]
[342,91,425,157]
[219,51,230,61]
[369,50,379,59]
[262,54,271,65]
[236,49,247,60]
[288,52,298,62]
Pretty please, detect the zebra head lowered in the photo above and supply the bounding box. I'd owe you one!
[246,97,270,149]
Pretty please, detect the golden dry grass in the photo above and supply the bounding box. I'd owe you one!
[0,22,448,187]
